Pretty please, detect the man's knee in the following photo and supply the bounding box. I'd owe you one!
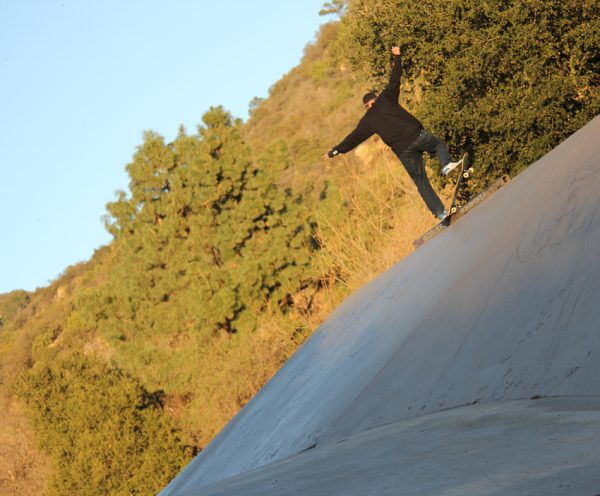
[409,169,425,185]
[398,153,418,173]
[399,158,424,183]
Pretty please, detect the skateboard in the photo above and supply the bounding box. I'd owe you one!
[442,153,471,226]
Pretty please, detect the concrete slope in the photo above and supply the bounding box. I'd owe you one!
[160,115,600,495]
[176,398,600,496]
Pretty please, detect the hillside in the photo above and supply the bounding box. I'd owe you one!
[0,21,431,496]
[1,1,598,494]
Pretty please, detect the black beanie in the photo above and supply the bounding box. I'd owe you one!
[362,92,377,104]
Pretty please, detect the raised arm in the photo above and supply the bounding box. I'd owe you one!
[379,46,402,102]
[322,118,374,159]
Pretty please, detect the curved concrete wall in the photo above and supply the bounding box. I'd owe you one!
[161,115,600,495]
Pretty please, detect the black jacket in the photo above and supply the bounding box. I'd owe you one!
[330,55,423,156]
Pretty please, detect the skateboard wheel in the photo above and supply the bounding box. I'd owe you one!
[463,171,469,179]
[450,207,457,214]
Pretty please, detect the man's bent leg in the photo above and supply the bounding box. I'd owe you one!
[396,147,445,217]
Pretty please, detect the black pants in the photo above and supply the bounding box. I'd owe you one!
[393,130,449,217]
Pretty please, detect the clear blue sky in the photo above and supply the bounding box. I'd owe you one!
[0,0,329,293]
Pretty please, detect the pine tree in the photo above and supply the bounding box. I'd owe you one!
[84,107,313,379]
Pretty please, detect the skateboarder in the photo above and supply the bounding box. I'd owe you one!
[321,46,462,219]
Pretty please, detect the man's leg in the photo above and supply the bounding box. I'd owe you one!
[412,130,451,168]
[395,145,445,217]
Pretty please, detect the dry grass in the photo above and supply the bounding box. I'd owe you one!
[313,140,451,292]
[0,397,51,496]
[170,143,455,449]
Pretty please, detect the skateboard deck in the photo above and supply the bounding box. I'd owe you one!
[443,153,471,226]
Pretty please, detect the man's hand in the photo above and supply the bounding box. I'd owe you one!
[321,152,333,170]
[391,46,400,56]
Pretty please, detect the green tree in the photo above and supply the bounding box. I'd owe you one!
[337,0,599,177]
[248,96,265,116]
[319,0,349,18]
[58,106,317,398]
[15,353,191,495]
[0,290,30,328]
[98,107,312,339]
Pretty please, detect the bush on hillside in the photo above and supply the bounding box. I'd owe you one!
[15,353,191,495]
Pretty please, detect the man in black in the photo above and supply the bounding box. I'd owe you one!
[322,46,462,219]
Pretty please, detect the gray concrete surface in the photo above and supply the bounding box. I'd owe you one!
[160,115,600,495]
[178,398,600,496]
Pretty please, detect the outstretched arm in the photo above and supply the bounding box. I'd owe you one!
[322,118,374,159]
[380,46,402,102]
